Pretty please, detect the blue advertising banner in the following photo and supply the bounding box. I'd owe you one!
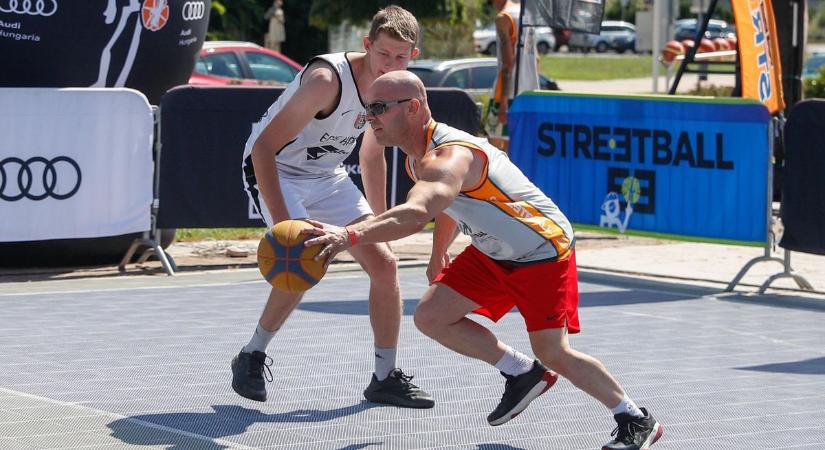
[509,92,771,244]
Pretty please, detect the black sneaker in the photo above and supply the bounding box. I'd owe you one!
[363,368,435,409]
[487,360,558,426]
[602,407,663,450]
[231,350,272,402]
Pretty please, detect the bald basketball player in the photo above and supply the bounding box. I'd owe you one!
[304,71,663,450]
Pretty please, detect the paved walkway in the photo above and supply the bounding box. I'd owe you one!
[557,73,734,95]
[152,230,825,296]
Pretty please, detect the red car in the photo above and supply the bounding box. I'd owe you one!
[189,41,303,86]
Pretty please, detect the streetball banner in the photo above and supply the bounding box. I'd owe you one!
[731,0,785,113]
[509,92,772,244]
[0,88,153,242]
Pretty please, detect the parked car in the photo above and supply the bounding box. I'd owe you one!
[568,20,636,53]
[407,58,559,101]
[803,53,825,81]
[473,23,556,55]
[673,18,736,42]
[189,41,302,86]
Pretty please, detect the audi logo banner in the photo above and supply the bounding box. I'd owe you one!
[0,0,211,105]
[0,88,154,242]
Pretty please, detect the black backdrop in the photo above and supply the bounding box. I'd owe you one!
[157,85,480,228]
[779,99,825,256]
[0,0,211,105]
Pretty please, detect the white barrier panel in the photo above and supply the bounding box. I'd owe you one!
[0,88,153,241]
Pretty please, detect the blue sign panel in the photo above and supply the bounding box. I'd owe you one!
[509,92,771,243]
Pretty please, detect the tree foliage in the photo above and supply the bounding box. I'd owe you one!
[308,0,467,29]
[804,65,825,99]
[810,3,825,42]
[207,0,268,41]
[206,0,485,61]
[308,0,482,59]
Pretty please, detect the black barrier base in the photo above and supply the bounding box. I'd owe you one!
[0,230,175,268]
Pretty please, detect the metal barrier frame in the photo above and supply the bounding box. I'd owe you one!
[118,106,177,276]
[725,116,812,293]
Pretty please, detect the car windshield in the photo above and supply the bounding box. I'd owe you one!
[245,52,298,83]
[407,68,441,86]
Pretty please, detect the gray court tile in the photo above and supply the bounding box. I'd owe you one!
[0,268,824,448]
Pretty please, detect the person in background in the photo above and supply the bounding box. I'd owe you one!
[484,0,539,152]
[264,0,286,52]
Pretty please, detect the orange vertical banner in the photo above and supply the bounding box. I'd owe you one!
[731,0,785,113]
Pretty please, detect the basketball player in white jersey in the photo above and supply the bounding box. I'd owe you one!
[305,71,663,450]
[484,0,540,152]
[234,6,433,409]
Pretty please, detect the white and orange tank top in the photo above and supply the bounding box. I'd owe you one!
[407,121,574,263]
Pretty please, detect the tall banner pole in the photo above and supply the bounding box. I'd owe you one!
[514,0,527,96]
[652,0,664,93]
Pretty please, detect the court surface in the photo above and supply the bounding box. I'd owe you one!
[1,266,824,449]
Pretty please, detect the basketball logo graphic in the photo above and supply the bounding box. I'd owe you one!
[142,0,169,31]
[600,176,638,234]
[621,176,641,205]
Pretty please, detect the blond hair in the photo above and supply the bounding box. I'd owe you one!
[368,5,419,47]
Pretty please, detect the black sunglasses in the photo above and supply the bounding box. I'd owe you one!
[365,98,412,116]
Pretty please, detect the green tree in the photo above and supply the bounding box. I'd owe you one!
[309,0,481,59]
[810,3,825,42]
[207,0,327,64]
[603,0,644,23]
[804,66,825,98]
[207,0,268,41]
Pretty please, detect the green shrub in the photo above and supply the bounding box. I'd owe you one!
[804,66,825,99]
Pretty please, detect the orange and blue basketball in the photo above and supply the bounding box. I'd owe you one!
[257,220,328,292]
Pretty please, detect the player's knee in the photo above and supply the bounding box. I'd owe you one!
[413,303,440,336]
[362,246,398,280]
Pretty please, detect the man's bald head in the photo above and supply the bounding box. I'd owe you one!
[368,70,426,104]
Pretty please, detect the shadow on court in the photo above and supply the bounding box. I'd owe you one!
[738,356,825,375]
[107,403,380,449]
[297,287,697,316]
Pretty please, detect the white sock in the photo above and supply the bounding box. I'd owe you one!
[494,345,534,376]
[610,394,644,418]
[242,324,277,354]
[374,346,397,380]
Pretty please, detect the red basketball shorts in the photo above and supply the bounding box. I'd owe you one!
[433,245,580,333]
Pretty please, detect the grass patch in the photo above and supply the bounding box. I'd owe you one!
[176,222,436,242]
[573,223,764,247]
[176,228,267,242]
[540,54,654,80]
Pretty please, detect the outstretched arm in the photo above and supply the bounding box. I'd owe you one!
[304,145,475,259]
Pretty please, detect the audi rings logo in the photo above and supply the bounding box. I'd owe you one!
[0,157,81,201]
[0,0,58,17]
[181,1,205,21]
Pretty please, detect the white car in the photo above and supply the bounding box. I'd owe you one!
[568,20,636,53]
[473,23,556,55]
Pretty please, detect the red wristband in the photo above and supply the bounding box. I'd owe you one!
[345,226,358,246]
